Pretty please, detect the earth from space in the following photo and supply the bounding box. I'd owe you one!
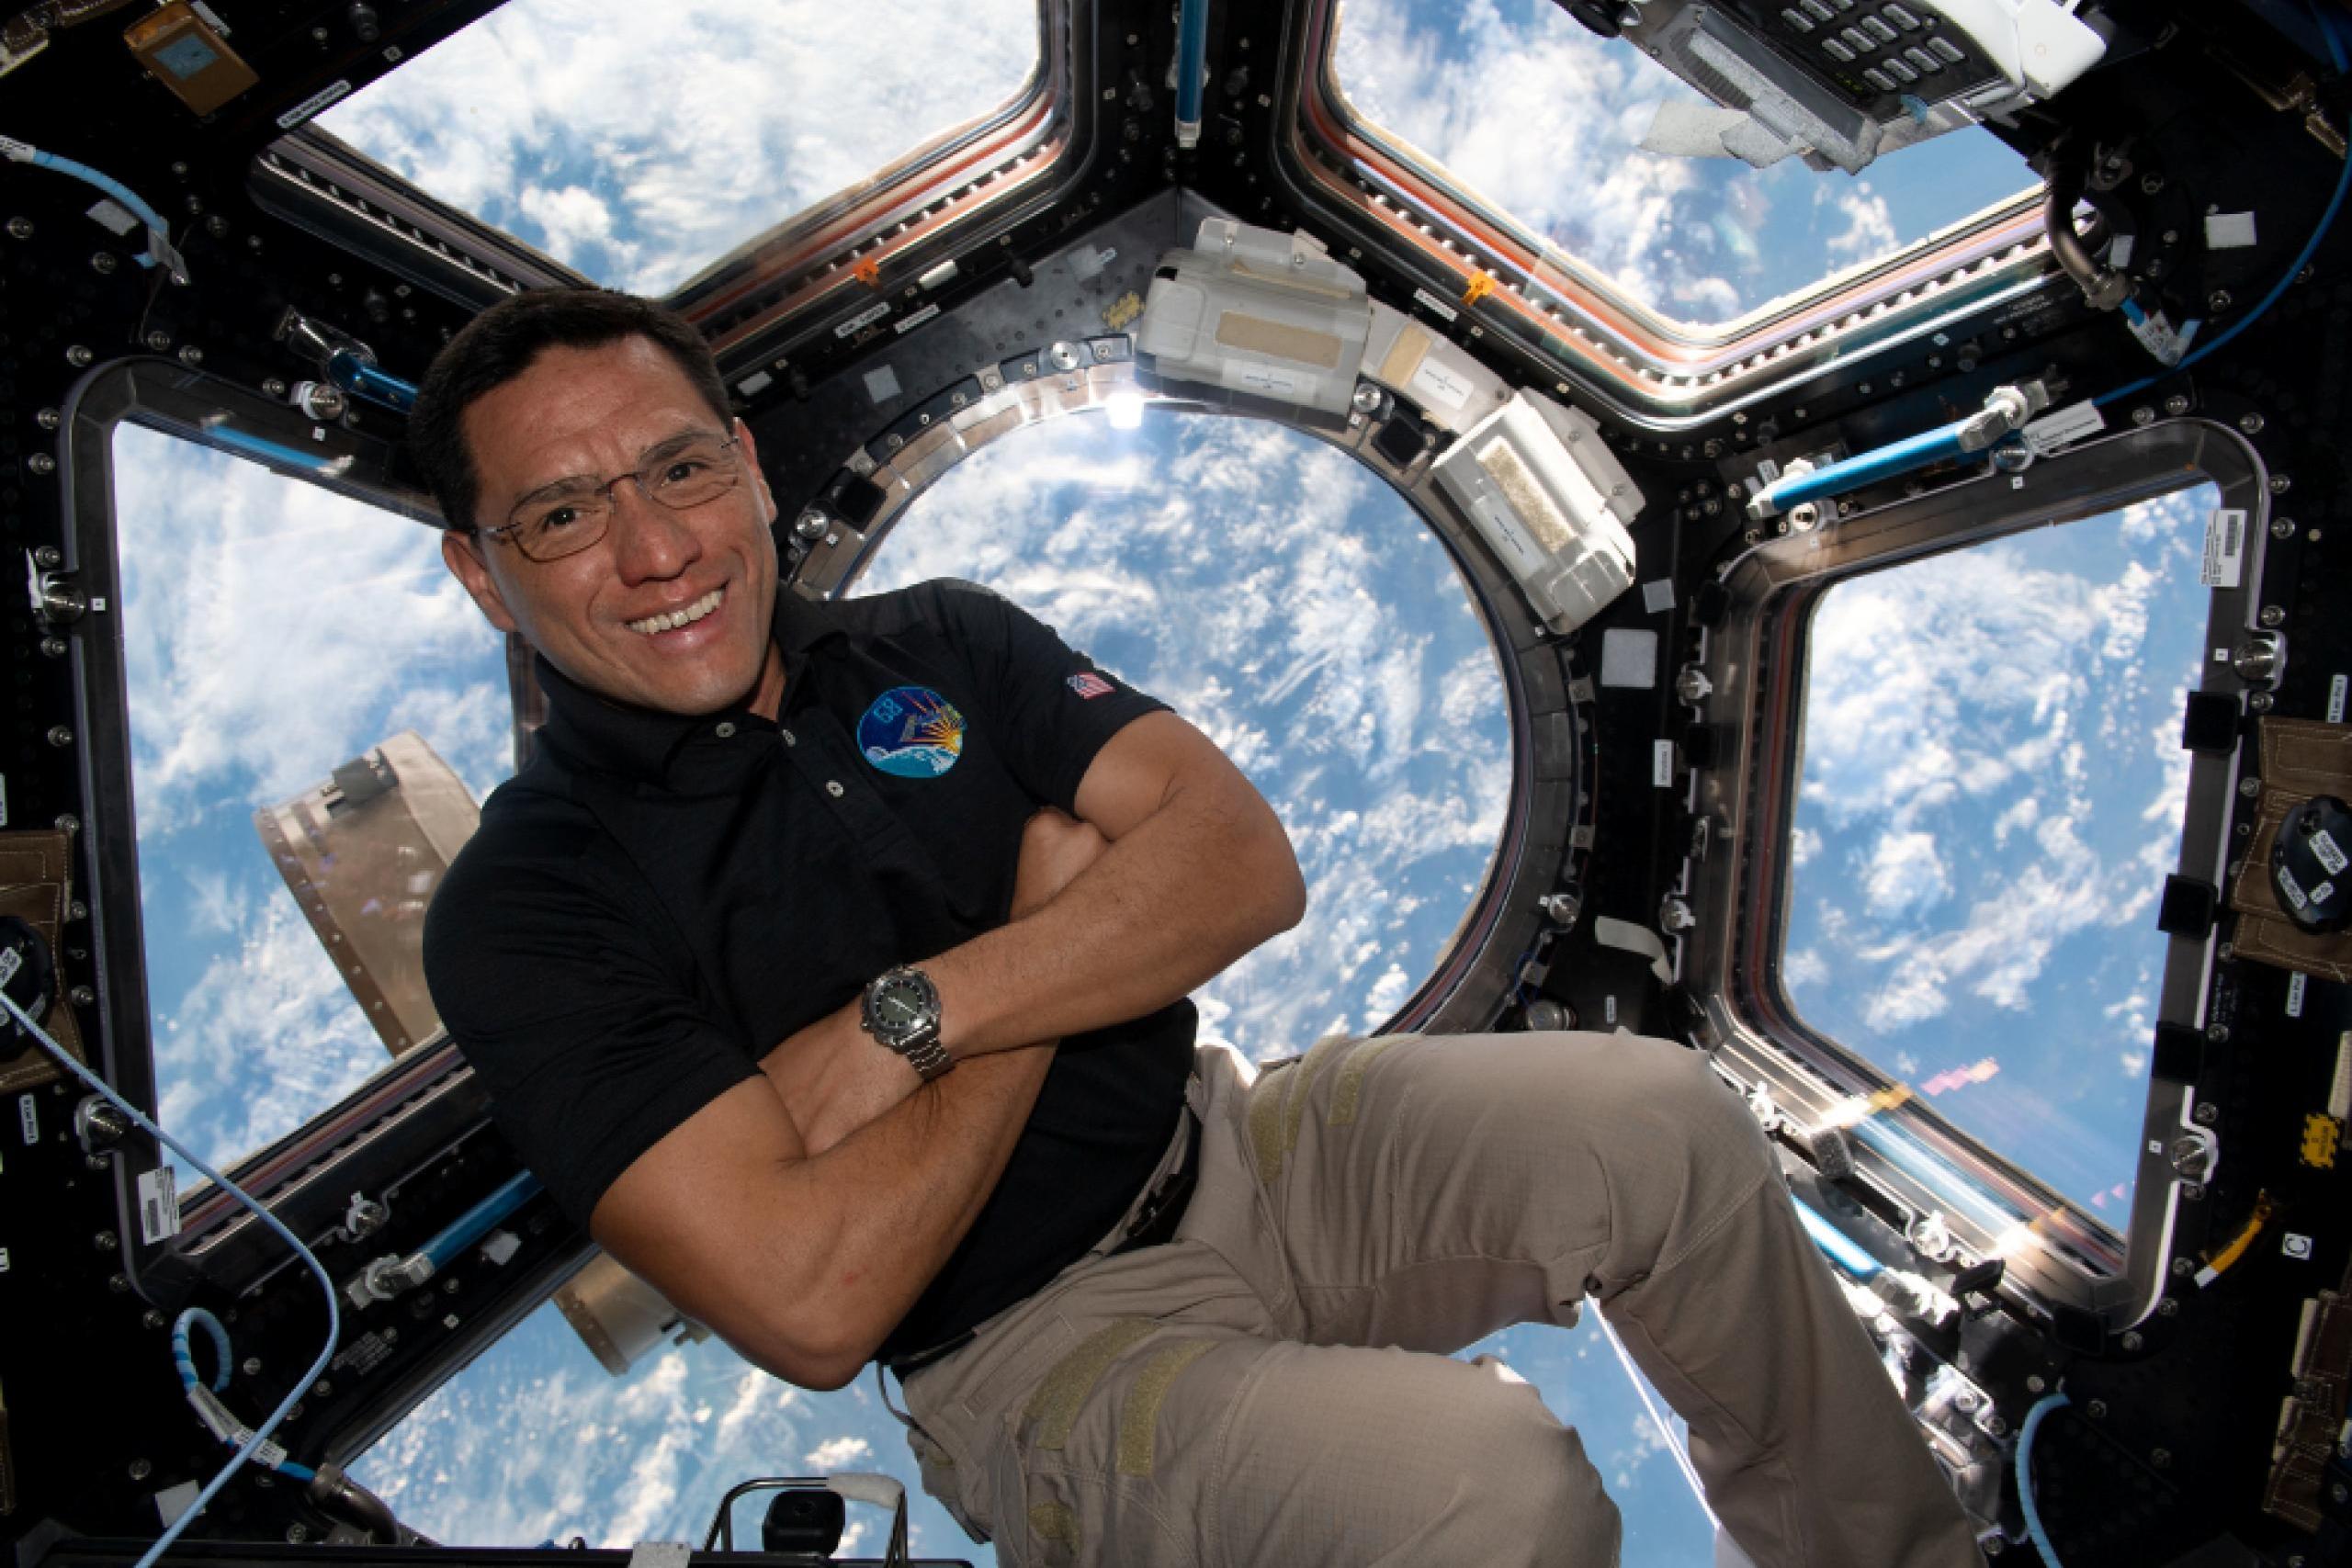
[99,0,2214,1561]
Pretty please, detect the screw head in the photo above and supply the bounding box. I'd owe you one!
[2273,515,2296,538]
[2132,405,2156,426]
[27,452,55,475]
[178,345,203,367]
[128,1458,152,1481]
[40,636,66,658]
[2242,776,2264,796]
[2260,605,2287,627]
[2209,291,2233,312]
[91,252,118,276]
[2120,1329,2144,1351]
[2194,1102,2219,1125]
[2158,1297,2180,1317]
[2027,1373,2047,1393]
[243,1357,263,1376]
[46,725,74,748]
[142,1309,165,1330]
[795,510,829,541]
[2152,1447,2172,1468]
[2174,1257,2196,1277]
[66,344,94,367]
[2251,692,2275,712]
[2270,473,2293,494]
[2241,413,2267,435]
[37,407,61,430]
[2164,394,2191,416]
[2087,1399,2109,1419]
[5,216,30,239]
[2143,173,2165,194]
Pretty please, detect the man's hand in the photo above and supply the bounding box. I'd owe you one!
[761,807,1107,1153]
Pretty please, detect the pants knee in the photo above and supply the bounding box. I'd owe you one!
[1447,1383,1623,1567]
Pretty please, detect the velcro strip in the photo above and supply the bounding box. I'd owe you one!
[1022,1319,1155,1451]
[1328,1037,1400,1126]
[1281,1035,1355,1159]
[1116,1340,1218,1476]
[1028,1502,1080,1551]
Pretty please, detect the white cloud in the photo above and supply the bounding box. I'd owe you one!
[1862,830,1949,918]
[804,1435,873,1470]
[317,0,1039,295]
[1782,947,1828,989]
[1821,182,1898,261]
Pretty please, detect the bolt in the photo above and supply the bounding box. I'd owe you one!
[2274,516,2297,539]
[1659,897,1696,933]
[2271,473,2293,494]
[2087,1399,2108,1419]
[2241,413,2267,435]
[32,543,61,567]
[206,214,229,239]
[129,1458,152,1481]
[311,1379,334,1399]
[47,725,74,748]
[2152,1448,2172,1468]
[2132,406,2155,426]
[2335,1483,2351,1505]
[2242,776,2264,796]
[145,330,171,352]
[5,216,30,239]
[2195,1102,2219,1125]
[795,510,829,541]
[28,452,55,475]
[2120,1330,2143,1351]
[2165,394,2190,416]
[382,1327,398,1344]
[69,901,85,920]
[2027,1374,2047,1393]
[1984,1538,2006,1557]
[178,345,203,367]
[1984,1415,2008,1437]
[287,1526,310,1545]
[243,1357,263,1376]
[2173,1257,2196,1277]
[91,252,118,276]
[37,407,60,429]
[2143,173,2165,194]
[40,636,66,658]
[2207,1022,2229,1043]
[2251,692,2275,712]
[2159,1297,2180,1317]
[262,377,288,399]
[67,344,94,367]
[108,1272,130,1292]
[2260,605,2286,627]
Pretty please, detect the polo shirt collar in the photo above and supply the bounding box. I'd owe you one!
[531,588,847,784]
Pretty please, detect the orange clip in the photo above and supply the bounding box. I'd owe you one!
[1462,272,1497,308]
[852,256,883,289]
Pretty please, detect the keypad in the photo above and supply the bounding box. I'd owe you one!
[1863,66,1896,92]
[1904,45,1941,73]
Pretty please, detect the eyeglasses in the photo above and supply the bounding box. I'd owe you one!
[481,432,745,562]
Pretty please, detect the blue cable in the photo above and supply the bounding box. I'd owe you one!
[2095,3,2349,407]
[2017,1391,2070,1567]
[0,989,339,1568]
[171,1308,233,1393]
[0,136,182,279]
[1173,0,1209,148]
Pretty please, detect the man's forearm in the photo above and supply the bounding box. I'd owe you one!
[734,1043,1053,1385]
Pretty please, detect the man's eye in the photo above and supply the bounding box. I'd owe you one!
[660,458,708,485]
[534,504,583,532]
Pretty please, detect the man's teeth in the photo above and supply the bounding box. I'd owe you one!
[628,588,723,636]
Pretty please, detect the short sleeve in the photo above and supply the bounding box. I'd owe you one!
[931,580,1171,812]
[423,816,758,1229]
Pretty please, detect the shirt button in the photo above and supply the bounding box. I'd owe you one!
[825,781,845,798]
[715,722,737,739]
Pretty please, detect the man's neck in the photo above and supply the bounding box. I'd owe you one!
[747,642,789,720]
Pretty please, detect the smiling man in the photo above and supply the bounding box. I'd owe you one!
[415,288,1983,1568]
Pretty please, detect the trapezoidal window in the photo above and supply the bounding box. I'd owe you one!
[312,0,1045,298]
[111,423,510,1187]
[1780,482,2222,1228]
[1328,0,2039,330]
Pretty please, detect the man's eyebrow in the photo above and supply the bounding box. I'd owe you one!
[510,428,726,508]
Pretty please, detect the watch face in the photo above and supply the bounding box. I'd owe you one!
[877,987,922,1027]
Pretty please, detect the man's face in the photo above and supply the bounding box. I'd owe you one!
[441,336,781,716]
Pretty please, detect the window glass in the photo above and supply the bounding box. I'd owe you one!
[313,0,1042,297]
[356,410,1717,1559]
[113,424,511,1182]
[1782,486,2220,1222]
[1330,0,2038,326]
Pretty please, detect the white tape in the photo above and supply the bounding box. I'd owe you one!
[1592,916,1673,984]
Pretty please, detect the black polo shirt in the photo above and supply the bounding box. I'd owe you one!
[422,577,1197,1363]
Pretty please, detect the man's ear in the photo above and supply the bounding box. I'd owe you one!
[441,529,520,636]
[735,417,779,527]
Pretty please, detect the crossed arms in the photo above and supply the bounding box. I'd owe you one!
[586,711,1306,1389]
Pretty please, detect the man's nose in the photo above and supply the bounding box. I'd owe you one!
[605,479,700,583]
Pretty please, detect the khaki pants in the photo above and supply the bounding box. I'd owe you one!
[897,1033,1983,1568]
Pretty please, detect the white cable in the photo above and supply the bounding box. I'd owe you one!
[1595,1306,1722,1532]
[0,989,340,1568]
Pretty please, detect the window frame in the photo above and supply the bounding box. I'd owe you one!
[1278,0,2059,422]
[1677,420,2268,1330]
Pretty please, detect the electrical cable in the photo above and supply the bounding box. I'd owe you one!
[2016,1390,2071,1568]
[171,1308,318,1485]
[0,989,339,1568]
[0,133,186,281]
[2094,2,2349,407]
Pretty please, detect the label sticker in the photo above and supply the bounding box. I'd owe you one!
[1408,356,1475,412]
[2108,234,2135,268]
[2200,509,2246,589]
[2329,673,2347,725]
[2023,399,2106,457]
[893,303,941,335]
[2288,971,2308,1018]
[1652,740,1677,787]
[2284,1233,2315,1259]
[275,79,354,130]
[857,686,966,778]
[833,300,891,339]
[1604,995,1619,1025]
[2204,211,2259,250]
[2312,829,2348,877]
[85,198,140,237]
[1235,364,1305,398]
[2312,879,2338,908]
[1411,287,1461,322]
[0,947,18,988]
[138,1166,182,1245]
[17,1094,36,1145]
[2278,862,2311,911]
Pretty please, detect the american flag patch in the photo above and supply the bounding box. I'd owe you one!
[1067,671,1114,699]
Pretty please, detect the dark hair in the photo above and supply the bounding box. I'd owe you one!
[408,288,733,533]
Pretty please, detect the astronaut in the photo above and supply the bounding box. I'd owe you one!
[416,287,1982,1567]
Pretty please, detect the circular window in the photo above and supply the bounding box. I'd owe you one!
[852,408,1511,1055]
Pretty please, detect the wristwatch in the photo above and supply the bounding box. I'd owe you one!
[860,965,953,1081]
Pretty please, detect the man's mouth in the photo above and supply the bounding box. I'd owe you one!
[626,587,724,637]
